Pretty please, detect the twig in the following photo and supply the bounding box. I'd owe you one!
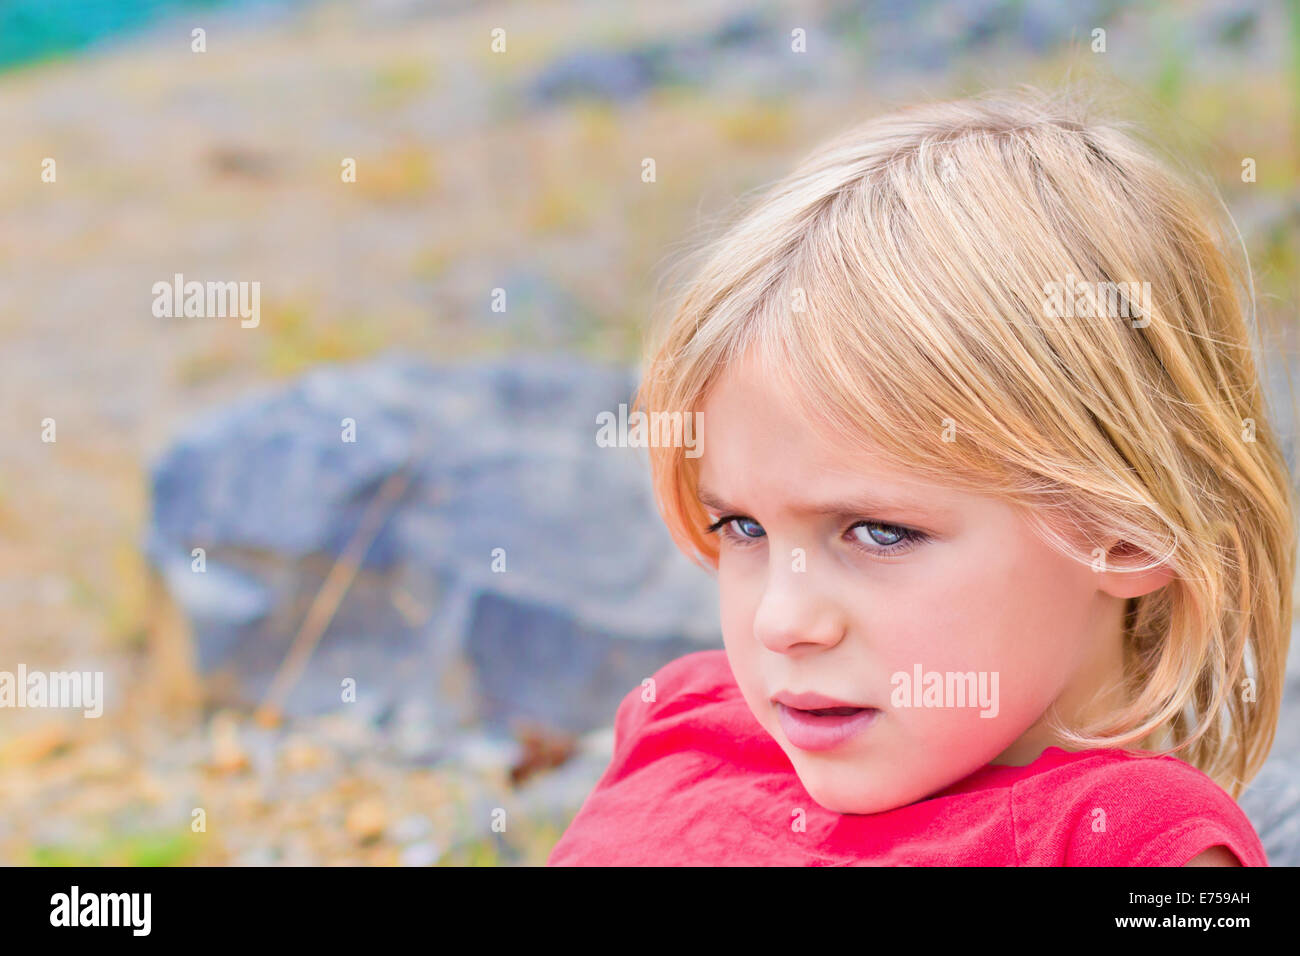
[253,457,418,726]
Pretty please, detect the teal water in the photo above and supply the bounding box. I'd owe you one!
[0,0,297,72]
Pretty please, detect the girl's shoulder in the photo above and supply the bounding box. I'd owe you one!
[1008,746,1268,866]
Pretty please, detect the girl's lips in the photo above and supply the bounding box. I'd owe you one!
[776,701,880,751]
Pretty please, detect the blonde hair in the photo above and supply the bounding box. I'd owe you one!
[637,88,1296,798]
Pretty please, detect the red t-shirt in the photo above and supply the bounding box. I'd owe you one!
[547,649,1267,866]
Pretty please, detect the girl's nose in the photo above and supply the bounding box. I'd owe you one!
[752,563,848,654]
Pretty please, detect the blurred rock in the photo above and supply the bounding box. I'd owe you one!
[391,813,433,844]
[1240,754,1300,866]
[400,842,442,867]
[469,591,698,736]
[206,711,249,775]
[0,723,73,766]
[526,10,773,106]
[345,798,388,843]
[530,48,667,105]
[145,354,720,732]
[236,846,279,866]
[281,735,328,773]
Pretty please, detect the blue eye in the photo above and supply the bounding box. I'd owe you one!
[704,514,765,542]
[847,521,925,556]
[703,514,926,558]
[852,522,903,547]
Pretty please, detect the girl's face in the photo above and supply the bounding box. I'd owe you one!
[697,353,1161,814]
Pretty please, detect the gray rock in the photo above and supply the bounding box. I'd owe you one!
[529,48,666,105]
[1241,753,1300,866]
[467,590,699,734]
[391,814,434,844]
[400,842,442,867]
[525,9,775,107]
[145,353,721,731]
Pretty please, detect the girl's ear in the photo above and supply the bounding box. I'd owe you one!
[1094,539,1175,599]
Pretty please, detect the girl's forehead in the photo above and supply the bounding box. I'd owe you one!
[702,353,887,452]
[697,354,997,516]
[703,345,823,414]
[697,409,949,507]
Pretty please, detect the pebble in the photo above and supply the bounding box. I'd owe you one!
[207,712,249,774]
[345,798,387,843]
[390,813,432,844]
[281,735,328,772]
[399,842,441,867]
[0,722,74,766]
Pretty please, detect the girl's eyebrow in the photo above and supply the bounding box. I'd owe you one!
[696,487,733,513]
[697,484,951,519]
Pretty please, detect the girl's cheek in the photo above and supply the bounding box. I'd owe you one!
[720,580,764,643]
[717,544,767,598]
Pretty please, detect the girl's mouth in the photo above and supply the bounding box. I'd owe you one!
[775,702,881,751]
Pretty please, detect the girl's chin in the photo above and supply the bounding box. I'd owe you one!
[787,759,901,815]
[800,783,899,816]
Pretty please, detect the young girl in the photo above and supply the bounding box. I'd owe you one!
[548,89,1296,866]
